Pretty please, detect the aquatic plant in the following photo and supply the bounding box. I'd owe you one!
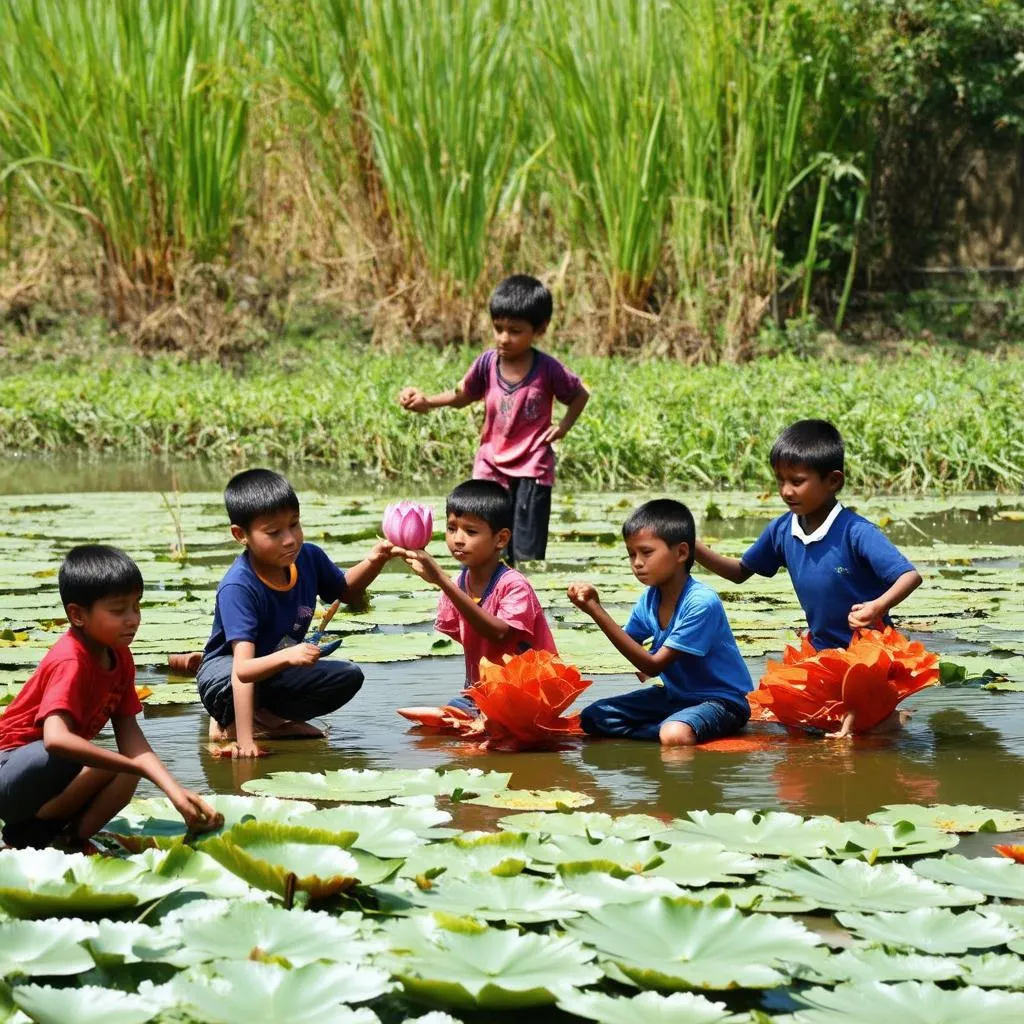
[381,501,435,550]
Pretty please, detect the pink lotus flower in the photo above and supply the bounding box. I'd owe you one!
[382,501,434,549]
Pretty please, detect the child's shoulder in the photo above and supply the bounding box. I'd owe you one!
[682,576,725,613]
[39,630,90,671]
[495,565,540,597]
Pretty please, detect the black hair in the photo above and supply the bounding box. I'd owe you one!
[769,419,845,477]
[489,274,553,329]
[224,468,300,530]
[58,545,144,610]
[622,499,696,569]
[446,479,513,534]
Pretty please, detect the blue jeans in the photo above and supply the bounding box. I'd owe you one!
[581,685,750,743]
[196,654,364,727]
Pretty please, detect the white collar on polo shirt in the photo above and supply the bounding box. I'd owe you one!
[790,501,844,545]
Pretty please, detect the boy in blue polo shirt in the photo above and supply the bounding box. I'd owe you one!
[695,419,922,651]
[196,469,397,759]
[568,499,752,746]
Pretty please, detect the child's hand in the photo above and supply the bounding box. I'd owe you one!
[402,548,447,587]
[848,601,884,631]
[170,788,225,832]
[537,424,567,446]
[567,581,601,614]
[369,540,395,563]
[212,741,270,760]
[399,387,430,412]
[286,643,321,667]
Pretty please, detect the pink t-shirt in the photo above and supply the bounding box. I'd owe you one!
[435,566,558,685]
[461,349,583,488]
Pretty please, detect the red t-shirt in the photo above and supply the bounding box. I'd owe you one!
[0,631,141,750]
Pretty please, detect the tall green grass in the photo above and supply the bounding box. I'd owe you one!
[0,0,254,310]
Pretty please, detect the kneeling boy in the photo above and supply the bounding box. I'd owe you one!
[568,500,752,746]
[0,546,220,849]
[197,469,395,758]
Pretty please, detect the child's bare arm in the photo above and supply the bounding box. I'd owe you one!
[848,569,922,630]
[402,549,513,643]
[399,383,477,412]
[694,540,753,584]
[540,387,590,445]
[343,541,395,602]
[567,583,681,678]
[231,639,319,687]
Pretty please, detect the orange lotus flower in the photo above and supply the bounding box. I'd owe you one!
[470,650,591,749]
[748,628,939,734]
[994,844,1024,864]
[395,704,478,733]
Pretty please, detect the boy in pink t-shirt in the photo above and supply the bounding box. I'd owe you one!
[398,480,556,715]
[399,275,589,564]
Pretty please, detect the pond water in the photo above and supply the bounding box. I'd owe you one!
[2,458,1023,847]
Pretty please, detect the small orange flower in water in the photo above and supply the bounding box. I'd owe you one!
[748,628,939,735]
[471,650,592,750]
[993,844,1024,864]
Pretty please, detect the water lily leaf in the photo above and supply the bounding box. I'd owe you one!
[0,848,182,918]
[379,918,601,1009]
[957,952,1024,989]
[137,684,198,704]
[167,960,392,1023]
[0,917,97,976]
[200,822,362,901]
[799,946,961,984]
[242,767,510,803]
[758,858,984,912]
[398,832,532,879]
[836,908,1016,954]
[374,871,590,923]
[785,981,1024,1023]
[290,804,453,858]
[12,984,162,1024]
[136,844,257,899]
[85,918,186,968]
[554,988,742,1023]
[913,854,1024,900]
[462,789,594,811]
[497,811,672,840]
[562,896,824,989]
[868,804,1024,834]
[556,863,689,905]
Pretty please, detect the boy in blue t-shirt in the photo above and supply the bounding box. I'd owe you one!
[695,419,922,652]
[197,469,397,758]
[568,500,752,746]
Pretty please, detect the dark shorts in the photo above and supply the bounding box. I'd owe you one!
[0,740,81,826]
[506,477,552,565]
[580,686,750,743]
[196,654,365,727]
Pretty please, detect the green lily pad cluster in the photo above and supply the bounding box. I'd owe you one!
[0,780,1021,1021]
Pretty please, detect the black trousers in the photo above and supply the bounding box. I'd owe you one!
[506,477,552,565]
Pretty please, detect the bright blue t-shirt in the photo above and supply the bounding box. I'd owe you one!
[202,543,347,660]
[740,505,915,650]
[623,576,752,711]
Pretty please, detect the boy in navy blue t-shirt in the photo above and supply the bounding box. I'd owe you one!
[695,419,922,652]
[568,500,752,747]
[197,469,396,758]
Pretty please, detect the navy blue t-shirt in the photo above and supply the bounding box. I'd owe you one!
[740,505,915,650]
[203,543,347,660]
[624,576,752,711]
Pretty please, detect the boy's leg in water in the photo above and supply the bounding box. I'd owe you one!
[580,685,676,741]
[508,478,552,567]
[658,699,750,747]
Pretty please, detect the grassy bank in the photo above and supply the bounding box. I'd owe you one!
[1,334,1022,491]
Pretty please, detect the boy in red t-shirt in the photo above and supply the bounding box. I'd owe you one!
[0,545,220,849]
[399,274,589,564]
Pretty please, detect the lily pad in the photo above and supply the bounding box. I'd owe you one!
[836,908,1017,954]
[497,811,672,840]
[562,896,824,989]
[554,988,742,1024]
[556,863,690,905]
[290,804,454,858]
[799,947,961,984]
[12,984,163,1024]
[868,804,1024,834]
[398,832,532,879]
[758,858,984,912]
[0,917,97,976]
[461,789,594,811]
[242,767,511,803]
[379,918,601,1010]
[913,854,1024,900]
[785,981,1024,1022]
[958,952,1024,989]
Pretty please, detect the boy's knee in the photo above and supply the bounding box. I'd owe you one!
[579,703,602,735]
[660,721,698,747]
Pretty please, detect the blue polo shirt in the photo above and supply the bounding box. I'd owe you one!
[623,577,752,712]
[203,543,347,660]
[740,504,916,650]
